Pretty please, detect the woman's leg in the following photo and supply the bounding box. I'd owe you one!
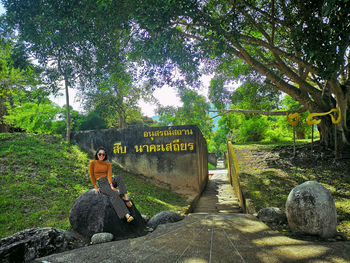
[98,177,130,219]
[113,174,127,194]
[114,174,133,207]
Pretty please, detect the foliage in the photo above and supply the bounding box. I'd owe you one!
[129,0,350,147]
[83,82,145,129]
[0,27,43,132]
[4,102,60,134]
[3,0,350,147]
[156,89,213,138]
[2,0,156,134]
[208,162,216,169]
[236,116,268,143]
[4,101,85,135]
[0,133,188,238]
[79,111,108,131]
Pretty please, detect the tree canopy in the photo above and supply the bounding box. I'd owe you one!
[2,0,349,148]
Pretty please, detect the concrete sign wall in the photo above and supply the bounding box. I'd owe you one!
[71,125,208,194]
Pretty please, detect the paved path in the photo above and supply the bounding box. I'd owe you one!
[37,168,350,263]
[193,168,241,214]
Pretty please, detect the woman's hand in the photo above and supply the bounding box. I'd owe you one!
[110,184,119,193]
[94,187,100,194]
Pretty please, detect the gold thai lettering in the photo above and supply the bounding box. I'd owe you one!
[134,141,195,153]
[165,142,172,151]
[113,142,126,154]
[164,130,171,136]
[182,129,193,135]
[173,139,180,151]
[156,144,166,152]
[134,145,143,153]
[149,144,157,152]
[143,127,194,138]
[143,145,149,152]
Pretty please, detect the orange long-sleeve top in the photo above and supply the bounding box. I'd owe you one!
[89,160,112,187]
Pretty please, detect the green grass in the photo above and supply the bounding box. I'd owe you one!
[0,133,188,238]
[115,166,188,218]
[234,142,350,239]
[208,162,216,169]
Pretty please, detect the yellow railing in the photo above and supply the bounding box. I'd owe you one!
[227,141,246,213]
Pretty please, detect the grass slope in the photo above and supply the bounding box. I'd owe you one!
[234,142,350,239]
[0,133,187,239]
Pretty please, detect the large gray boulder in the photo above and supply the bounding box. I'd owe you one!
[69,190,146,240]
[286,181,337,238]
[0,227,77,263]
[147,211,183,230]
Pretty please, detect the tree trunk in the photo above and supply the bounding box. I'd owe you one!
[317,110,350,152]
[0,97,9,133]
[64,75,71,142]
[296,130,305,139]
[119,111,127,129]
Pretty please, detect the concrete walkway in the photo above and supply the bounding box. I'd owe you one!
[193,168,241,214]
[36,168,350,263]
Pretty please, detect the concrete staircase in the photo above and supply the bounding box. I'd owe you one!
[193,169,242,214]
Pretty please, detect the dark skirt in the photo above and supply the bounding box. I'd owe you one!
[97,176,129,219]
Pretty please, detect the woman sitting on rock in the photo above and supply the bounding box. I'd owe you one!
[89,147,134,223]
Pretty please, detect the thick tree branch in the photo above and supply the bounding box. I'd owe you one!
[238,0,290,28]
[271,0,275,45]
[239,35,316,75]
[272,54,325,107]
[227,43,320,111]
[209,107,307,119]
[240,9,271,43]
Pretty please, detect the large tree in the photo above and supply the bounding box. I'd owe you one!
[2,0,156,134]
[131,0,350,148]
[2,0,97,139]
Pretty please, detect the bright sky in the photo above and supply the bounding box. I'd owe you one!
[53,75,212,117]
[52,85,186,117]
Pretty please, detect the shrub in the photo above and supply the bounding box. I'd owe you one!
[237,117,268,142]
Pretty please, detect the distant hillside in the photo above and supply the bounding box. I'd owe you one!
[0,133,187,238]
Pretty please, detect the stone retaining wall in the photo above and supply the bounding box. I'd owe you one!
[71,125,208,194]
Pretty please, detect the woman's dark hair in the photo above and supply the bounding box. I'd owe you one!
[95,147,108,161]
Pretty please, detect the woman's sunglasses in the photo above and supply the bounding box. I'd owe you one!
[98,153,106,157]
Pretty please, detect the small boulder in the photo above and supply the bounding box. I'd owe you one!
[257,207,287,225]
[147,211,183,230]
[286,181,337,238]
[91,233,114,244]
[0,227,75,262]
[69,190,146,240]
